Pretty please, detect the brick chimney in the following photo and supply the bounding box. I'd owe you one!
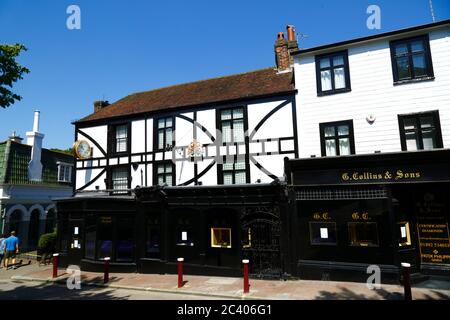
[274,32,290,71]
[94,100,110,113]
[274,25,299,72]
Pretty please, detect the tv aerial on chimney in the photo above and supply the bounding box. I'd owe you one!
[296,32,309,50]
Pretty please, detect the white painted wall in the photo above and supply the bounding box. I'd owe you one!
[78,125,108,158]
[248,100,293,140]
[131,120,146,154]
[294,27,450,158]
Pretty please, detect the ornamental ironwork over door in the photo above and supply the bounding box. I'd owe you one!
[241,207,282,278]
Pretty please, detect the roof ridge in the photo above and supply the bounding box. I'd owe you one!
[125,67,277,98]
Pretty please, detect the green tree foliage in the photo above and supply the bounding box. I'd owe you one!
[49,147,75,157]
[0,44,30,108]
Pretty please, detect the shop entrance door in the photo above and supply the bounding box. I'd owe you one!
[241,207,282,278]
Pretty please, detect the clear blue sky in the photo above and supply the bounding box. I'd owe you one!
[1,0,449,149]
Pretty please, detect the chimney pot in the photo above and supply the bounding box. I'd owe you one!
[33,110,40,133]
[287,25,296,42]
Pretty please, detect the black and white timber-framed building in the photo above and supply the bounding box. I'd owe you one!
[57,20,450,282]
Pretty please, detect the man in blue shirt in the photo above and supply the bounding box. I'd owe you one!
[4,231,19,270]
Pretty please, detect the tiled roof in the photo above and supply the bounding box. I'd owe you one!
[76,67,295,123]
[0,141,74,186]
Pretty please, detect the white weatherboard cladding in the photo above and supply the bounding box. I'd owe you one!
[294,28,450,158]
[176,160,195,185]
[131,120,146,154]
[196,109,217,144]
[248,100,293,140]
[76,168,105,190]
[175,115,194,147]
[131,164,146,188]
[78,125,107,157]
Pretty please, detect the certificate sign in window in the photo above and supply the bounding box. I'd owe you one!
[309,222,337,245]
[320,228,329,239]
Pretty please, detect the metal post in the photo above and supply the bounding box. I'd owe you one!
[52,253,59,278]
[243,259,250,293]
[177,258,184,288]
[401,262,412,300]
[104,257,110,284]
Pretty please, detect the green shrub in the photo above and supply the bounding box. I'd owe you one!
[38,229,57,249]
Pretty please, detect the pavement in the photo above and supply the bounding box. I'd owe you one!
[1,262,449,300]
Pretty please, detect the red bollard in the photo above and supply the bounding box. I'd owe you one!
[104,257,110,284]
[177,257,184,288]
[52,253,59,278]
[401,262,412,300]
[243,259,250,293]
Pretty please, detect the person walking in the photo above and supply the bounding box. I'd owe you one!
[0,234,6,268]
[4,231,19,270]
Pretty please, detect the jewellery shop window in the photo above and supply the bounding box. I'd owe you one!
[348,222,379,247]
[398,222,412,247]
[309,222,337,245]
[211,228,232,248]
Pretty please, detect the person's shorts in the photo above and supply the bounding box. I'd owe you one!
[5,251,16,259]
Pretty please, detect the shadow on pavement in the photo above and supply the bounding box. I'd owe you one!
[314,286,449,300]
[0,281,129,300]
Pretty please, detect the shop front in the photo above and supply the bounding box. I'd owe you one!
[285,149,450,283]
[56,183,290,278]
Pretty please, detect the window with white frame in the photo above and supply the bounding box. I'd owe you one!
[219,108,245,144]
[111,167,129,191]
[115,124,128,153]
[58,163,73,183]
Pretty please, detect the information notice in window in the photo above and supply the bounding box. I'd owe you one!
[416,197,450,265]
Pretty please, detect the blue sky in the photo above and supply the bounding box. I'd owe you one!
[0,0,449,149]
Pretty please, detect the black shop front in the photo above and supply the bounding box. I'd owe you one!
[284,149,450,283]
[56,183,290,279]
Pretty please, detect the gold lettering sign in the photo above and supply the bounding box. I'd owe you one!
[341,170,421,182]
[312,212,332,220]
[352,212,371,220]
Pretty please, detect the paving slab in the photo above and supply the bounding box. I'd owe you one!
[3,264,450,300]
